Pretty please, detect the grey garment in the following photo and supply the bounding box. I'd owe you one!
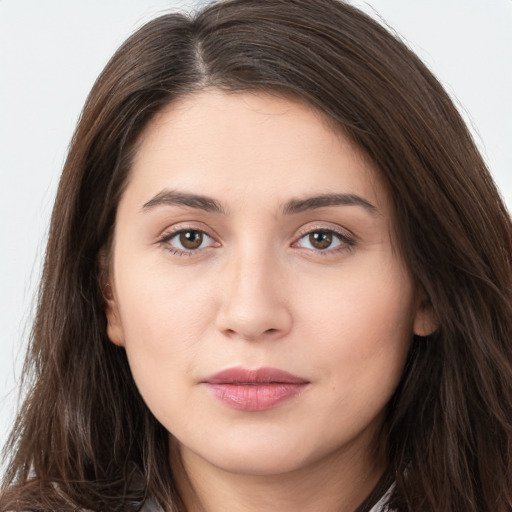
[8,483,394,512]
[368,483,394,512]
[140,499,165,512]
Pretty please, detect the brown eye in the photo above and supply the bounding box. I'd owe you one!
[308,231,333,250]
[295,228,351,253]
[179,230,204,249]
[161,228,217,255]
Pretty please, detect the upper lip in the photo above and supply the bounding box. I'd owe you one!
[203,366,309,385]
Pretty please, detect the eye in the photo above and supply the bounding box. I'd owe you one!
[294,228,353,252]
[160,228,218,254]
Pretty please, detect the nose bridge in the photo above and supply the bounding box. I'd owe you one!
[216,239,291,340]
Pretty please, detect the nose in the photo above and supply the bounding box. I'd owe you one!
[215,249,293,341]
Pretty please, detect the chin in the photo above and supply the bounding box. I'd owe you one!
[178,429,333,478]
[209,449,309,477]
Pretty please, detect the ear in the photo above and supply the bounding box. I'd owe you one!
[413,293,438,337]
[98,250,125,347]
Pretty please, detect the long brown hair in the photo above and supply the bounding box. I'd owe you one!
[2,1,512,511]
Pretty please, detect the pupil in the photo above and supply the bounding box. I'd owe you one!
[180,231,203,249]
[310,231,332,249]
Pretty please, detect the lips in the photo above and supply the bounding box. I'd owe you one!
[202,367,309,411]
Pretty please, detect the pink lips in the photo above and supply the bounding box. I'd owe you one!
[203,367,309,411]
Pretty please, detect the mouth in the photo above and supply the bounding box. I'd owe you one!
[202,367,310,411]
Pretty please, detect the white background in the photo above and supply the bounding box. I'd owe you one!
[1,1,511,456]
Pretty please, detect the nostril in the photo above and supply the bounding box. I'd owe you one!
[215,293,293,341]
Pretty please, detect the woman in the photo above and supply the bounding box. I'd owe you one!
[1,0,511,511]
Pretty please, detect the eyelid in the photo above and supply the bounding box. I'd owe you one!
[156,220,220,240]
[295,222,354,238]
[156,223,221,254]
[292,223,356,252]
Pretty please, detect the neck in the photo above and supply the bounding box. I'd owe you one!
[170,433,387,512]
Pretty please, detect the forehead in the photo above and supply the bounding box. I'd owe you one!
[125,90,388,215]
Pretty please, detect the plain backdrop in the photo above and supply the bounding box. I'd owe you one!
[1,0,511,459]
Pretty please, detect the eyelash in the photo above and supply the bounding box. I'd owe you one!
[293,226,356,256]
[157,227,219,256]
[157,225,355,257]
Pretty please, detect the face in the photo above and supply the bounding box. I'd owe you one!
[105,91,432,477]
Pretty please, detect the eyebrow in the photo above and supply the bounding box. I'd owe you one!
[282,193,378,216]
[142,189,227,214]
[141,189,377,216]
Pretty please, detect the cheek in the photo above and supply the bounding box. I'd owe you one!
[111,264,221,428]
[295,257,415,382]
[113,259,218,373]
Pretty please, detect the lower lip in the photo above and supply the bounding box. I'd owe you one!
[205,383,308,411]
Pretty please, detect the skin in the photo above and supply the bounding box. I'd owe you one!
[105,91,435,512]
